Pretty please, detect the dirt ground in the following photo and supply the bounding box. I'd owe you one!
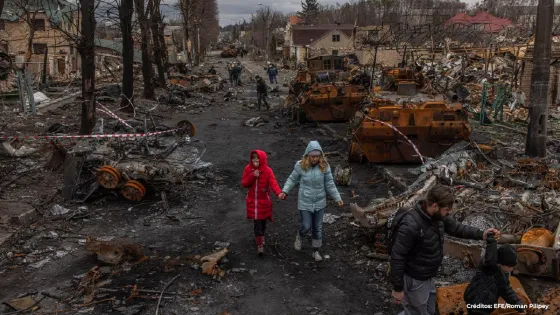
[0,54,402,315]
[1,53,556,315]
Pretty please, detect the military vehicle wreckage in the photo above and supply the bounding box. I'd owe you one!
[348,67,471,164]
[64,119,205,202]
[287,55,370,122]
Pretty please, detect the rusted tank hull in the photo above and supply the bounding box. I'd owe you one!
[298,101,364,122]
[350,103,471,163]
[297,84,368,122]
[436,276,530,315]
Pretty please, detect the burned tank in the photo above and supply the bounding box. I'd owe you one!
[288,54,371,122]
[348,97,471,164]
[291,83,369,122]
[347,64,470,164]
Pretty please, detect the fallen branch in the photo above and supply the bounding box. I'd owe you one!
[493,123,527,135]
[155,273,181,315]
[470,141,500,168]
[98,288,189,297]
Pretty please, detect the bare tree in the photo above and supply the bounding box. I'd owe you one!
[178,0,198,64]
[134,0,154,99]
[148,0,166,87]
[119,0,134,111]
[178,0,218,64]
[79,0,97,134]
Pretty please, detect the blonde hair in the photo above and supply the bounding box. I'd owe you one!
[301,154,328,172]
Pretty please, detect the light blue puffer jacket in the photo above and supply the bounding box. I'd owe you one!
[281,141,342,212]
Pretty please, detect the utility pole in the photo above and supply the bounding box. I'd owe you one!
[197,23,201,64]
[526,0,554,157]
[265,8,270,61]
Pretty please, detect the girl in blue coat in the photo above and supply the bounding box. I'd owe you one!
[279,140,343,261]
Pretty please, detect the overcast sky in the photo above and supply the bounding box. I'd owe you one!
[217,0,480,27]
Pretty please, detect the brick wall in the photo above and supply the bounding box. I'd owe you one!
[0,12,80,78]
[519,45,560,106]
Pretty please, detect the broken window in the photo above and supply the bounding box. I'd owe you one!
[334,58,344,69]
[33,43,47,54]
[332,34,340,42]
[367,30,378,42]
[0,20,5,31]
[32,19,46,31]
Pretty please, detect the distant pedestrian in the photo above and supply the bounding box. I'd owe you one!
[267,64,278,84]
[279,140,343,262]
[464,233,526,315]
[255,75,269,110]
[389,184,500,315]
[241,150,283,256]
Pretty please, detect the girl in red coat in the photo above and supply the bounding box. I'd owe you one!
[241,150,283,256]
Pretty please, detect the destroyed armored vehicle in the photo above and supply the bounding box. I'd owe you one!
[348,97,470,164]
[379,66,425,95]
[292,83,368,122]
[288,54,371,122]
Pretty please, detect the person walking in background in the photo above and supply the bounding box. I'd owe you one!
[279,140,343,262]
[267,63,278,84]
[255,75,269,110]
[241,150,283,256]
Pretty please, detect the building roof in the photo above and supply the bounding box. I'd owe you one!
[446,11,513,33]
[289,16,303,25]
[292,24,354,46]
[1,0,77,23]
[95,38,142,63]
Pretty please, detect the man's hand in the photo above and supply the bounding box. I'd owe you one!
[392,290,404,304]
[253,170,260,177]
[337,200,344,207]
[483,228,501,240]
[278,192,287,200]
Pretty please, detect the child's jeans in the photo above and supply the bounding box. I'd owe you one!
[299,209,324,249]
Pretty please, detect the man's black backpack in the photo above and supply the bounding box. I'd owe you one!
[385,206,423,256]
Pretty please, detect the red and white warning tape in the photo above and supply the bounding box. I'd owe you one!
[361,117,425,164]
[96,103,133,129]
[0,128,183,141]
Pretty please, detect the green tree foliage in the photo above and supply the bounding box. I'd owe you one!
[297,0,319,24]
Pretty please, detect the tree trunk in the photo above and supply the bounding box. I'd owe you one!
[526,0,554,157]
[150,0,166,87]
[135,0,154,99]
[158,17,167,71]
[79,0,97,135]
[119,0,134,111]
[0,0,5,19]
[26,27,35,62]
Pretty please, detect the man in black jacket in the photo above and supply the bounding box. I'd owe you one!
[390,184,500,315]
[464,234,526,315]
[256,75,269,110]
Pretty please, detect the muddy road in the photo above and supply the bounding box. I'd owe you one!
[0,55,397,315]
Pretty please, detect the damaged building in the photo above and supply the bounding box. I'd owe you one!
[0,0,81,79]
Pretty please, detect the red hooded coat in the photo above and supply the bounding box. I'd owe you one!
[241,150,282,221]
